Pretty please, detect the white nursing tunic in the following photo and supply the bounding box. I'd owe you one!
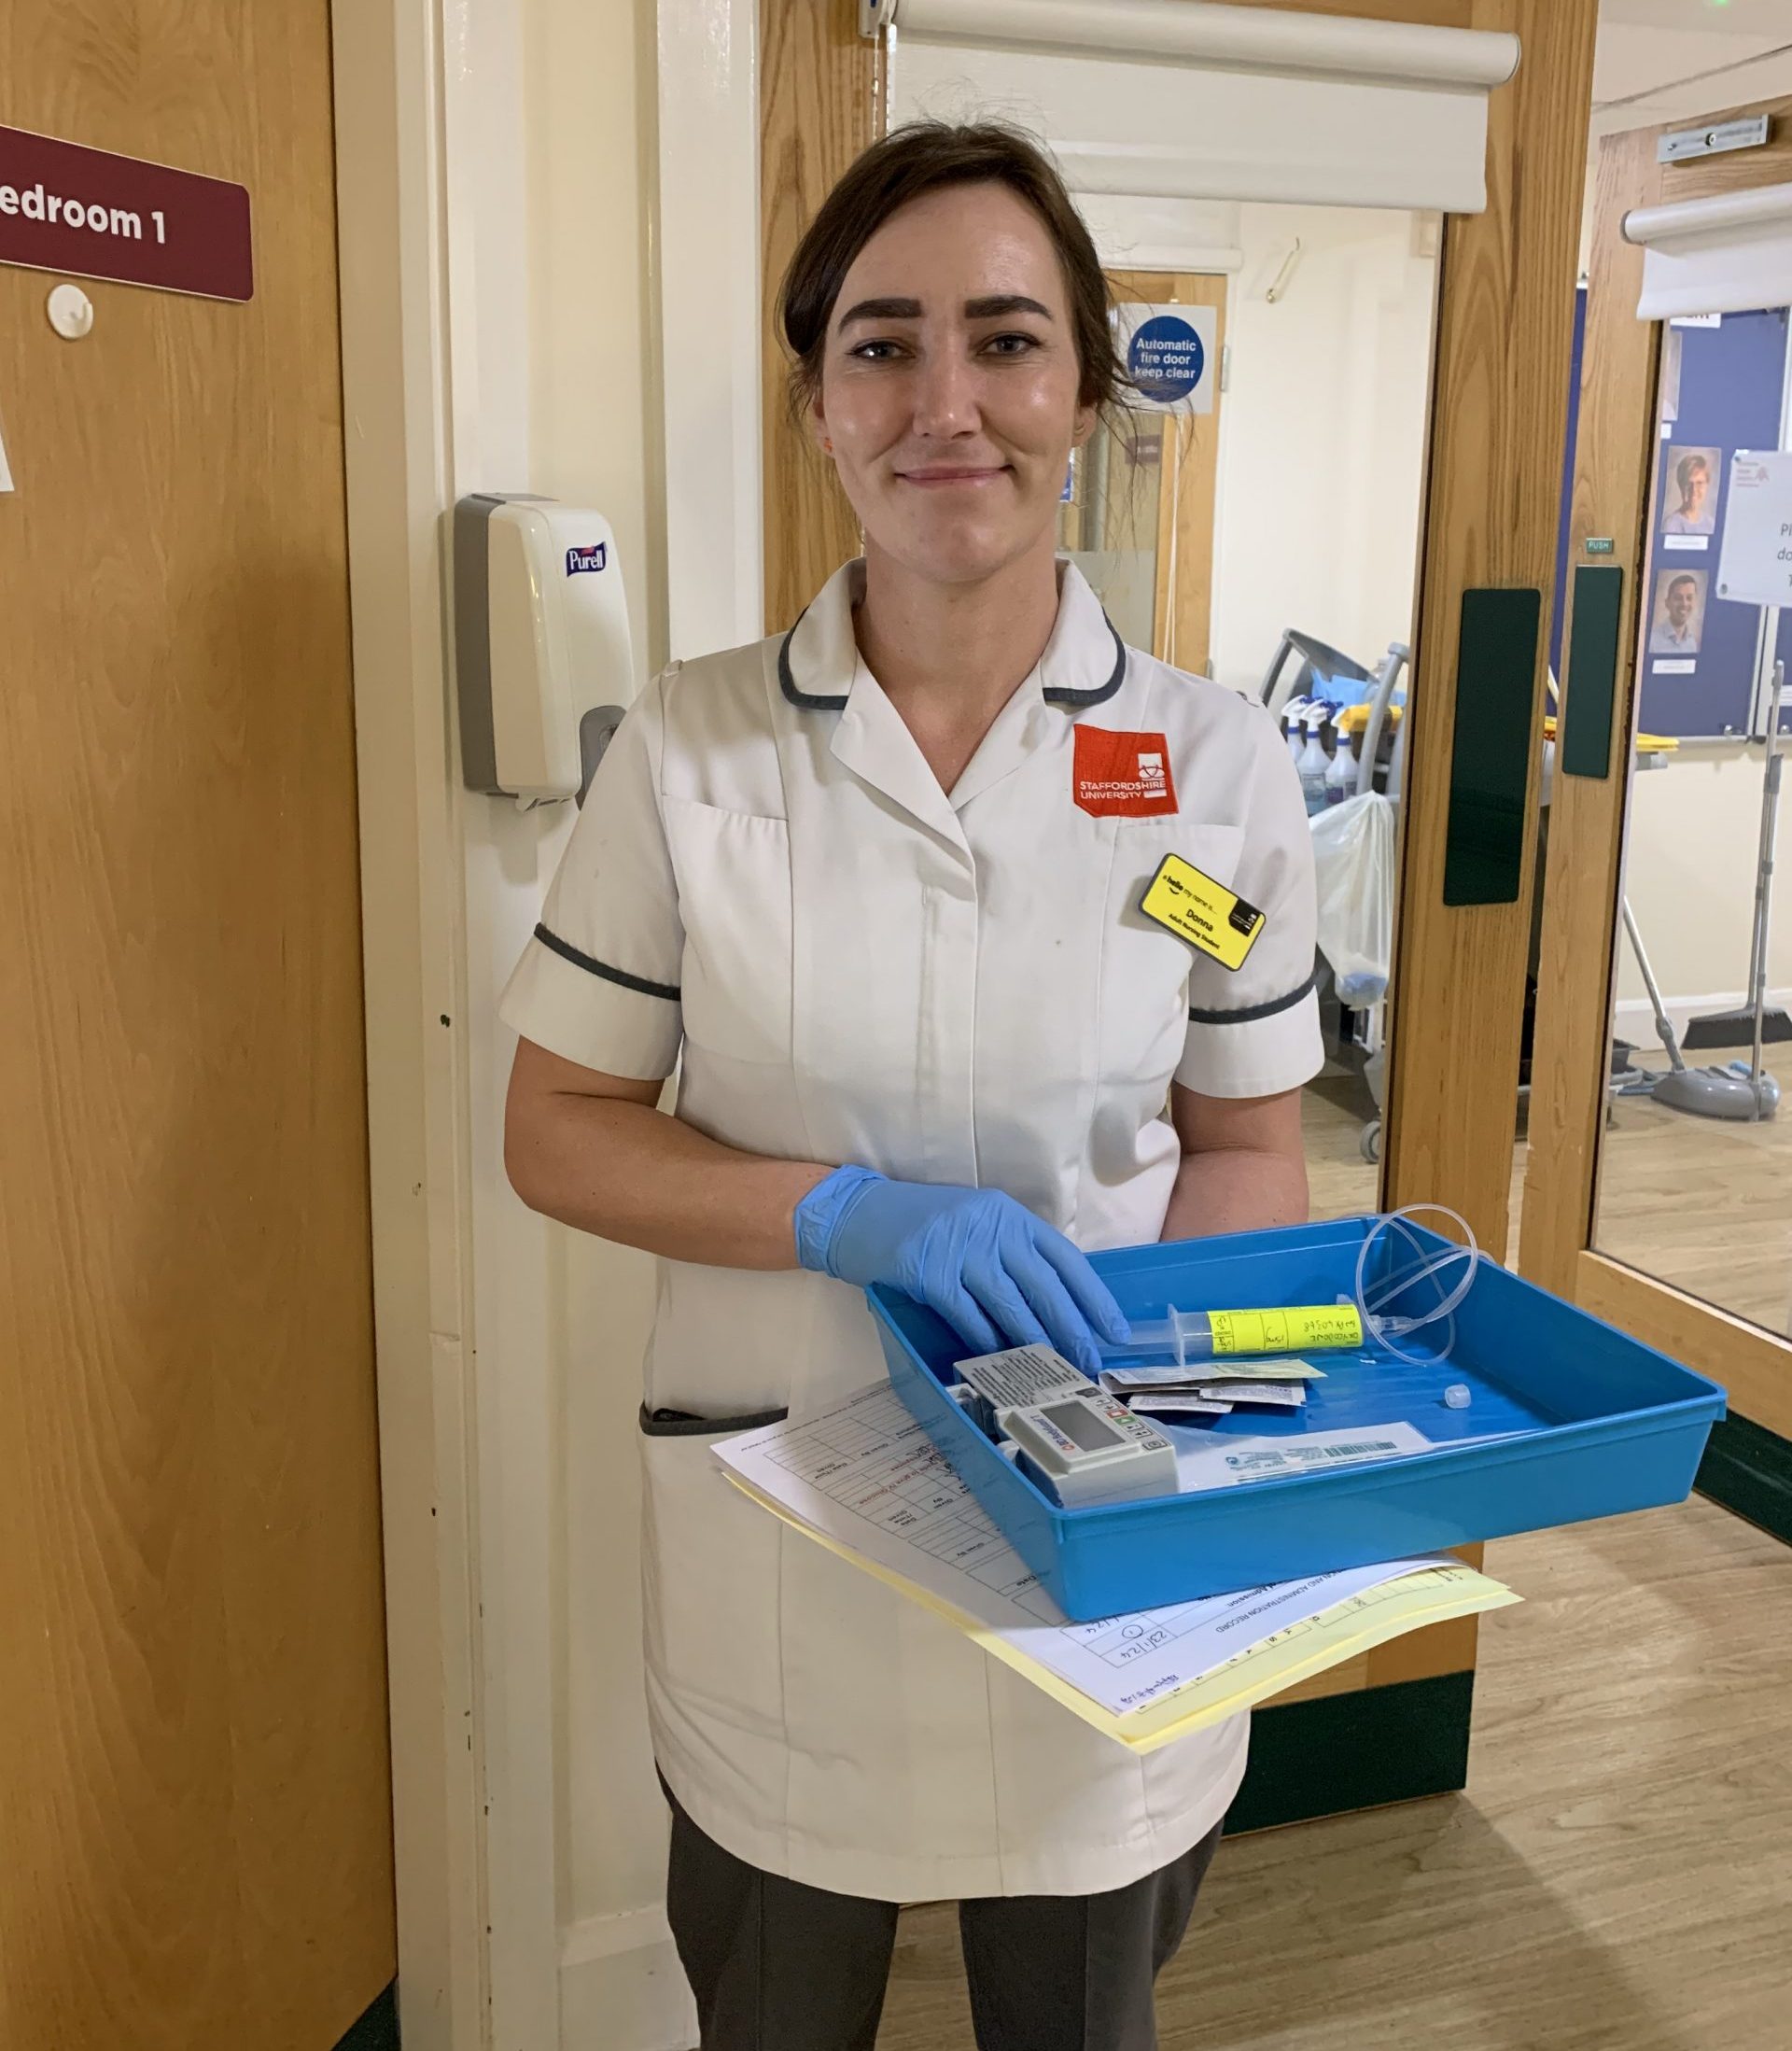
[500,559,1323,1901]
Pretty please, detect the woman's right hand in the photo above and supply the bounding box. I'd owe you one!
[793,1167,1129,1376]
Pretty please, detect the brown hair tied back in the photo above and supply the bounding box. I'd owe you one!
[777,119,1123,423]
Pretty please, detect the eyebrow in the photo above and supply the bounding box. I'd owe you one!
[835,292,1055,328]
[965,294,1053,321]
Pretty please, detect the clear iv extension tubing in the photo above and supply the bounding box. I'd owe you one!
[1097,1205,1481,1369]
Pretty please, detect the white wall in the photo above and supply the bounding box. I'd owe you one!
[1614,750,1792,1027]
[520,1,699,2040]
[441,0,694,2044]
[516,0,691,2033]
[1208,204,1437,698]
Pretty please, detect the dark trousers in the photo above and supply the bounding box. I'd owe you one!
[663,1779,1222,2051]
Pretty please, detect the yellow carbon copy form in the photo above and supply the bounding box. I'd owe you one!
[1140,852,1266,971]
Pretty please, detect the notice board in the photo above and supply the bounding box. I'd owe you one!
[1636,308,1792,740]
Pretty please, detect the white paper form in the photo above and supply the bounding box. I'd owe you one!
[713,1383,1448,1721]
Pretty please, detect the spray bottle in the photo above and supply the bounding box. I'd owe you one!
[1298,706,1331,815]
[1325,719,1358,806]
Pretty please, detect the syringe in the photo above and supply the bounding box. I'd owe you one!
[1099,1301,1366,1368]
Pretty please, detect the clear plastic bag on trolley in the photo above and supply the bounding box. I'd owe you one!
[1309,789,1394,1007]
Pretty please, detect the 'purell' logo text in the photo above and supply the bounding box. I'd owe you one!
[566,542,608,574]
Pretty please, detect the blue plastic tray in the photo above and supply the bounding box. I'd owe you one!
[868,1215,1726,1621]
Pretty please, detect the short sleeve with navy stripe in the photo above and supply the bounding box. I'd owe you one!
[1174,710,1324,1100]
[498,669,685,1080]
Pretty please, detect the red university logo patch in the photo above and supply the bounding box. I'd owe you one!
[1072,726,1179,817]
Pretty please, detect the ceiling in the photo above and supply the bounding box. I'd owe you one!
[1593,0,1792,133]
[1600,0,1791,35]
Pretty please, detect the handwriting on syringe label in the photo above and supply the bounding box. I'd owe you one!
[1208,1305,1363,1356]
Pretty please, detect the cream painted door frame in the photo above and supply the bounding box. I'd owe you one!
[332,0,786,2044]
[332,4,728,2048]
[329,2,496,2046]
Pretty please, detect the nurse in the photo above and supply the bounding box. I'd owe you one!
[503,120,1321,2051]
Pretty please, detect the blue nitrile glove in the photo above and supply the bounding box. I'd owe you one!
[794,1166,1129,1377]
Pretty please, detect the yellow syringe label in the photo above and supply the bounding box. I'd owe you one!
[1207,1304,1365,1356]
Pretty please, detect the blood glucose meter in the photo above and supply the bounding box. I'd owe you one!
[1001,1392,1179,1509]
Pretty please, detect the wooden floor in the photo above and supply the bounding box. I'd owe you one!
[877,1495,1792,2050]
[1594,1058,1792,1337]
[1301,1074,1381,1225]
[1300,1069,1523,1235]
[1302,1053,1792,1337]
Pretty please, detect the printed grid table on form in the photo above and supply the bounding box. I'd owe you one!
[764,1393,1061,1616]
[759,1384,1285,1656]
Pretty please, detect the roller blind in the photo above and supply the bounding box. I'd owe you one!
[1073,194,1243,274]
[1623,183,1792,322]
[876,0,1518,215]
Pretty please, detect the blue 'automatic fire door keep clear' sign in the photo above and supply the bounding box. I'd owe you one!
[1116,302,1217,415]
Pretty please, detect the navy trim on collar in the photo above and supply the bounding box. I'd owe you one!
[777,608,849,711]
[777,601,1128,712]
[1042,613,1127,708]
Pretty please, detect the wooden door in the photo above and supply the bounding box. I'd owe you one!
[759,0,1598,1830]
[1523,95,1792,1507]
[0,7,396,2047]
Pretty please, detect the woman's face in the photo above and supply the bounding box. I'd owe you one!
[813,181,1094,587]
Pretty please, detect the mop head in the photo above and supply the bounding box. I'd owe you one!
[1652,1063,1782,1121]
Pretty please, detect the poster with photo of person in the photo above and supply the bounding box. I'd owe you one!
[1648,567,1706,659]
[1659,443,1720,543]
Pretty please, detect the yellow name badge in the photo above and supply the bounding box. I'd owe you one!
[1140,853,1266,971]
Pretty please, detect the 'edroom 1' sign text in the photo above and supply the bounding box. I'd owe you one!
[0,124,252,302]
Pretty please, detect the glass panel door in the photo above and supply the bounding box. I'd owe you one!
[1594,307,1792,1334]
[1522,101,1792,1443]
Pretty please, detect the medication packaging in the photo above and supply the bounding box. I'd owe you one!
[955,1343,1090,1415]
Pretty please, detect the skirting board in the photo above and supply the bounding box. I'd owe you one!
[1612,989,1792,1046]
[1697,1412,1792,1546]
[561,1905,696,2051]
[335,1916,698,2051]
[332,1982,398,2051]
[1224,1671,1476,1834]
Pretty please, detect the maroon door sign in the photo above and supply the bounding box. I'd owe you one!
[0,125,252,302]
